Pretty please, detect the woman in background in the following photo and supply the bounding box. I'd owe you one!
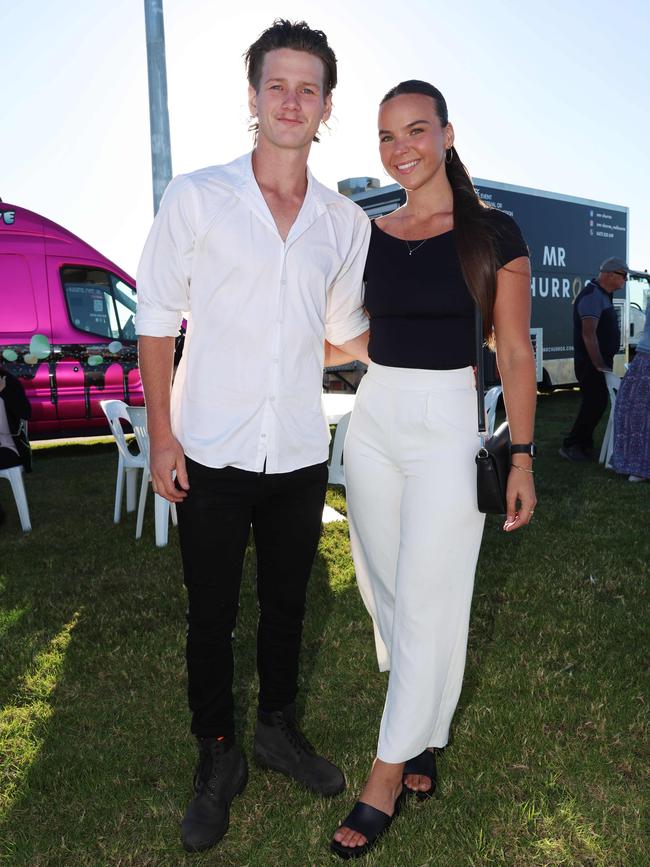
[331,81,537,859]
[611,298,650,481]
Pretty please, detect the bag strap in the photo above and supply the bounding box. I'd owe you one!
[475,306,486,436]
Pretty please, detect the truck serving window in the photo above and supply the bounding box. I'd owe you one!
[61,267,137,341]
[112,278,137,340]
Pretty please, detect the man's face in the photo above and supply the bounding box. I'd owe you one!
[601,270,627,293]
[248,48,332,153]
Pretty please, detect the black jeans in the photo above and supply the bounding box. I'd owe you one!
[563,360,609,450]
[176,457,328,738]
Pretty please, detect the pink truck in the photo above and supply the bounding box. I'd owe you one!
[0,203,144,437]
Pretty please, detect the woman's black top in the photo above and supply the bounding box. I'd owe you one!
[364,209,529,370]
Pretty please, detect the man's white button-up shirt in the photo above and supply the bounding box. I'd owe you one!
[135,152,370,473]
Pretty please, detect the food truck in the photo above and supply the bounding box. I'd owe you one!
[0,203,144,437]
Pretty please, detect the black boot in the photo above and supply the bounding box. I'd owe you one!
[181,736,248,853]
[253,704,345,797]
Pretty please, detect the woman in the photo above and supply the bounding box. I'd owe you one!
[611,298,650,481]
[330,81,537,858]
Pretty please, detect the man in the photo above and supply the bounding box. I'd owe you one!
[560,256,626,462]
[135,20,370,854]
[0,368,32,528]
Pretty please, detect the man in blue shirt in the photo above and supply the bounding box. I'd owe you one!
[560,257,626,462]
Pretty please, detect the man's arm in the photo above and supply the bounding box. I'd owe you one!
[325,211,371,349]
[135,175,197,503]
[581,318,609,371]
[138,336,189,502]
[324,330,370,367]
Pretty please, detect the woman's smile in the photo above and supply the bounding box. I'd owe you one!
[395,158,421,173]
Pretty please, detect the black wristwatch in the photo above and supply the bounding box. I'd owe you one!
[510,442,537,458]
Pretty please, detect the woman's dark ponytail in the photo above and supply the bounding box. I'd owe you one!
[381,81,499,346]
[445,146,498,346]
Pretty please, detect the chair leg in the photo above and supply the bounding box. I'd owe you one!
[114,460,125,523]
[135,469,149,540]
[154,493,170,547]
[327,464,345,488]
[7,468,31,532]
[125,467,138,513]
[599,414,613,464]
[605,420,615,469]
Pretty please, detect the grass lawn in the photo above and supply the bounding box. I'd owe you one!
[1,390,648,866]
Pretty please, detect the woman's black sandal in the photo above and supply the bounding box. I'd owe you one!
[330,789,406,860]
[403,749,437,801]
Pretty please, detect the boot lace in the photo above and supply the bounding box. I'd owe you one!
[279,718,316,757]
[196,741,230,800]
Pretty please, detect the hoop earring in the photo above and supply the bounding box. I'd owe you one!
[445,147,454,164]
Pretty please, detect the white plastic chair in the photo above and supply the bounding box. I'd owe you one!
[0,465,31,531]
[327,411,352,489]
[599,371,621,469]
[100,399,145,523]
[126,405,178,547]
[484,385,503,437]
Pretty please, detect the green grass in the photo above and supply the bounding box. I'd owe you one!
[1,390,648,866]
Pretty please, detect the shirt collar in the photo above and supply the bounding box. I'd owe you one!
[230,151,340,243]
[590,278,615,304]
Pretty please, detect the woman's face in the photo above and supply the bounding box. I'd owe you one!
[377,93,454,190]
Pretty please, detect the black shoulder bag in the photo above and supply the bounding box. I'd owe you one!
[474,307,510,514]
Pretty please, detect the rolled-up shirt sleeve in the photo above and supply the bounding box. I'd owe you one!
[325,207,371,346]
[135,175,196,337]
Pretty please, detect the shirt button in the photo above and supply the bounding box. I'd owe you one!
[269,396,276,402]
[272,357,279,363]
[261,433,267,438]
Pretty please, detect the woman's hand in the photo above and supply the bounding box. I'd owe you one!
[503,465,537,531]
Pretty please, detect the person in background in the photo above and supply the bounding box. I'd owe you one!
[611,297,650,481]
[330,80,537,859]
[135,19,370,855]
[0,368,32,527]
[560,257,626,462]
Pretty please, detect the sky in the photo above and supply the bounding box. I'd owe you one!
[2,0,649,280]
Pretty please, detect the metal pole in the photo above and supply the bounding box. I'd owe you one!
[144,0,173,214]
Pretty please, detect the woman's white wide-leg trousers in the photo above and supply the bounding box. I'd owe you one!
[345,362,486,763]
